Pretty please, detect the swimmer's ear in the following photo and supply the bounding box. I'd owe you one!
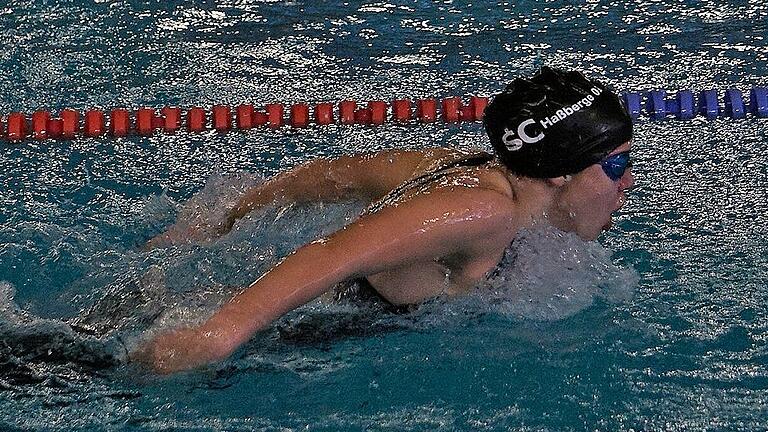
[547,175,572,187]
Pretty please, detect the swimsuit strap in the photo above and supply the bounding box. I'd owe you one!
[364,152,495,215]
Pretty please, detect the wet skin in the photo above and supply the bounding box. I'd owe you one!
[135,144,633,373]
[548,142,635,240]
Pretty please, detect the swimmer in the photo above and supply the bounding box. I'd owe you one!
[133,66,635,373]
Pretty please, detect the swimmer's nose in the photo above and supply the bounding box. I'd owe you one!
[619,167,635,190]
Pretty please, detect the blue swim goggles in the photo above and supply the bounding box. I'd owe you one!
[600,151,633,181]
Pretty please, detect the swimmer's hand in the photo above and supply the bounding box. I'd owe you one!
[142,196,260,251]
[142,218,231,251]
[131,327,231,374]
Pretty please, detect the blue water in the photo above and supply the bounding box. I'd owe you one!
[2,0,768,430]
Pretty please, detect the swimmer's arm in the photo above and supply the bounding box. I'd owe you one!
[142,148,461,250]
[222,148,460,232]
[136,188,514,373]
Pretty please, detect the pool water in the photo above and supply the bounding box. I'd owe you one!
[2,0,768,430]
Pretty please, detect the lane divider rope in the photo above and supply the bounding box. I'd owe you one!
[0,88,766,143]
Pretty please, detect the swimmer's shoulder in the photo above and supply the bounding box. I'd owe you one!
[474,162,516,200]
[348,146,475,184]
[355,146,466,162]
[409,147,490,172]
[411,148,518,211]
[346,147,457,170]
[349,147,515,202]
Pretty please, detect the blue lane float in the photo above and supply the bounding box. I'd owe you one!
[699,90,720,120]
[751,88,768,117]
[676,90,695,120]
[622,87,768,122]
[646,91,667,121]
[725,89,746,119]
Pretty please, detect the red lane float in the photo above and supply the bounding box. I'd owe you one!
[339,101,356,125]
[84,110,105,137]
[137,109,155,136]
[236,104,254,129]
[213,105,231,131]
[7,113,26,141]
[161,107,181,133]
[469,96,488,121]
[354,108,372,124]
[254,110,268,126]
[265,104,283,129]
[392,99,411,122]
[416,99,437,123]
[290,104,309,128]
[187,108,206,132]
[442,97,461,123]
[110,109,130,137]
[152,113,164,130]
[32,111,50,140]
[368,101,387,125]
[48,119,63,138]
[1,96,490,143]
[315,103,333,125]
[61,109,79,138]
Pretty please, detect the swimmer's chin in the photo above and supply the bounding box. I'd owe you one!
[603,219,613,231]
[585,219,613,241]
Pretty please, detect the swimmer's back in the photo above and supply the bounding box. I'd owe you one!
[356,147,515,214]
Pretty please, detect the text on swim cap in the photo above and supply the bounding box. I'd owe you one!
[540,86,602,129]
[502,86,603,152]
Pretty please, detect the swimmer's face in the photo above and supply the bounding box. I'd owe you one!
[553,141,634,240]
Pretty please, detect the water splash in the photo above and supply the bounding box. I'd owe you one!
[142,170,266,247]
[0,281,124,388]
[476,224,637,321]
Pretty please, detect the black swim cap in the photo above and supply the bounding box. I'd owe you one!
[483,66,633,178]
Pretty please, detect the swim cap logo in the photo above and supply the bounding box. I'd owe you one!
[502,119,545,151]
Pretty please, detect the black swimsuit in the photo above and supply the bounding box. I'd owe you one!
[334,152,496,313]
